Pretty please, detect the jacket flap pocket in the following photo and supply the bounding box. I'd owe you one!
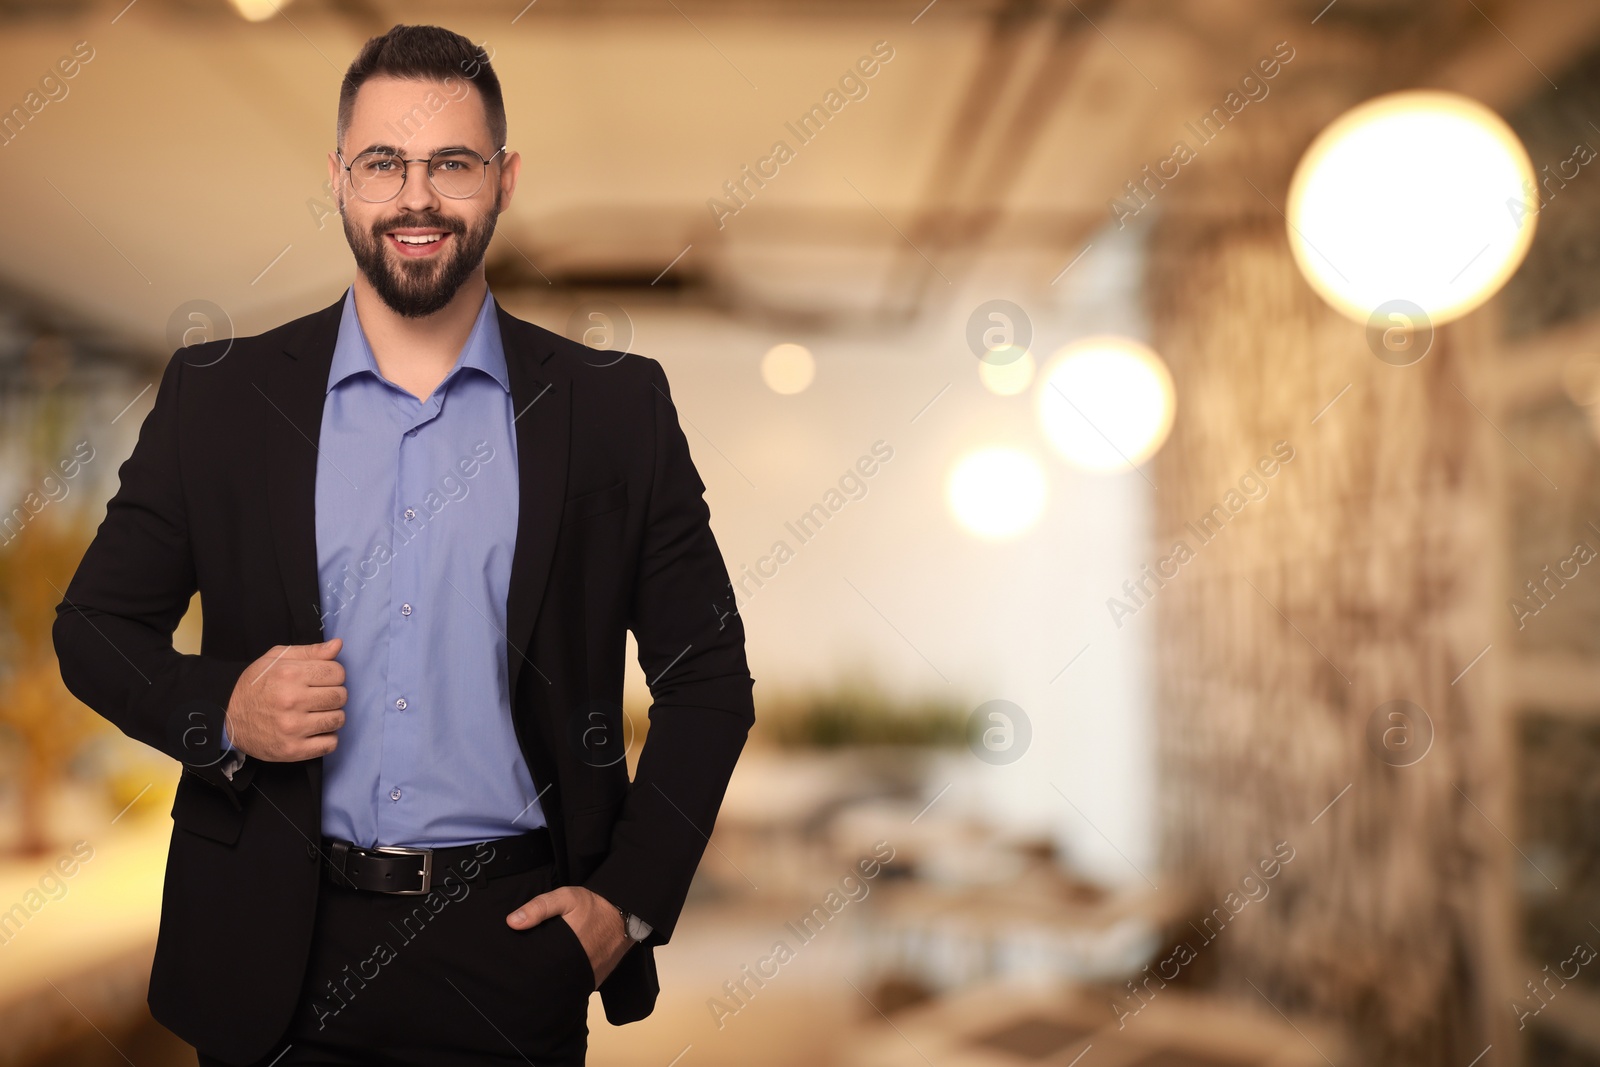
[170,771,245,845]
[568,800,624,856]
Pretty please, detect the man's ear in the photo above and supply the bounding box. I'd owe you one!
[496,149,522,211]
[327,150,345,210]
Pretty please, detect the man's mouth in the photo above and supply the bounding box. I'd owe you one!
[384,228,453,256]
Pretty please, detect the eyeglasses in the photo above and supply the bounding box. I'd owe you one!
[337,145,507,202]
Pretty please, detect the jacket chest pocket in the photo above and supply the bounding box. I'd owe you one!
[560,480,627,526]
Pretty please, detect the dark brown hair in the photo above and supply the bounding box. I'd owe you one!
[337,24,506,152]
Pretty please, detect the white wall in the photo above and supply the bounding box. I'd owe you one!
[544,218,1162,888]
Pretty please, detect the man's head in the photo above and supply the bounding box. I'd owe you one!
[330,25,519,318]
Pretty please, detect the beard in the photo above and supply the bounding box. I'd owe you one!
[342,190,499,319]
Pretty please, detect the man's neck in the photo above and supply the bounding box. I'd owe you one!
[352,273,488,401]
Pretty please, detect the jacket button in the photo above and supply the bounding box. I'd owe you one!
[306,842,320,861]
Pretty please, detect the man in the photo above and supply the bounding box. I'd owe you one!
[52,24,754,1067]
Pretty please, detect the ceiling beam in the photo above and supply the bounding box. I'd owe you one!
[1425,0,1600,110]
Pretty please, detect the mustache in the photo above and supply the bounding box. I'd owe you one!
[369,213,467,239]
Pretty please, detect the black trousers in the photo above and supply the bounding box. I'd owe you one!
[196,855,591,1066]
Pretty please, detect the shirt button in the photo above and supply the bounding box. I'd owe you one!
[395,697,408,711]
[390,788,402,801]
[400,603,413,617]
[404,508,416,520]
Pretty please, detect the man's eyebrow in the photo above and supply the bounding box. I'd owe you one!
[351,143,484,157]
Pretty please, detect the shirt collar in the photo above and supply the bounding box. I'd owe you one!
[326,285,510,395]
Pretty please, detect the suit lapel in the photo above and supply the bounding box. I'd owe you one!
[264,290,571,807]
[497,301,571,703]
[263,294,341,808]
[264,297,341,650]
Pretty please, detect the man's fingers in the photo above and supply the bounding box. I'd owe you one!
[286,658,346,687]
[280,637,343,660]
[506,888,571,929]
[303,685,348,713]
[300,733,339,760]
[298,658,345,692]
[305,709,346,736]
[233,638,348,762]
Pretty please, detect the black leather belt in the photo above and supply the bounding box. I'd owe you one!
[322,828,554,895]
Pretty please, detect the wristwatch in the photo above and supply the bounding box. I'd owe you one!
[616,905,652,943]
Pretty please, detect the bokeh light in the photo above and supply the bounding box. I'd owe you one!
[978,344,1035,396]
[761,342,816,394]
[1287,90,1537,327]
[945,447,1047,540]
[1036,336,1175,472]
[228,0,291,20]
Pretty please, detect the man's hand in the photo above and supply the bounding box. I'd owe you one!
[224,638,347,762]
[506,885,632,987]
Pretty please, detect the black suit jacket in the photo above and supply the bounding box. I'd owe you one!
[52,291,755,1064]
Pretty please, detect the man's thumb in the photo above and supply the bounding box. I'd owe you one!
[286,637,341,657]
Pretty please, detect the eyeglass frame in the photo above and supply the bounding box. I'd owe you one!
[336,144,509,202]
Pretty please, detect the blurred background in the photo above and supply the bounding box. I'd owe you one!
[3,0,1600,1064]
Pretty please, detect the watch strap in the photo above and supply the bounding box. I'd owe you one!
[616,904,652,942]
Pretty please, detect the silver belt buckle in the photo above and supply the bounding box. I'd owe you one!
[373,845,433,894]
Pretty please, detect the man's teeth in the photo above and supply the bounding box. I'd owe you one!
[393,233,444,244]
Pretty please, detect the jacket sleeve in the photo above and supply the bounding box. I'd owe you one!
[581,357,755,946]
[52,350,259,805]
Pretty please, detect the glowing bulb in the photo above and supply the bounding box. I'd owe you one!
[1037,337,1175,472]
[1287,90,1537,328]
[228,0,290,19]
[979,345,1035,396]
[762,343,815,394]
[946,448,1046,540]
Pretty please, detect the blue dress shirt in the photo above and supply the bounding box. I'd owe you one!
[227,285,548,849]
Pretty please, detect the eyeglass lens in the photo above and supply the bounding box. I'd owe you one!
[348,151,490,201]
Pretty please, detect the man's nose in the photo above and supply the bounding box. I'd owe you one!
[395,158,442,214]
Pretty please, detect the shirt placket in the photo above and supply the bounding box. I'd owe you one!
[377,388,442,839]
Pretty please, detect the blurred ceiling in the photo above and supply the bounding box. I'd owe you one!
[1,0,1597,352]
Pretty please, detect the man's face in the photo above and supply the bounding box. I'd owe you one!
[330,75,518,319]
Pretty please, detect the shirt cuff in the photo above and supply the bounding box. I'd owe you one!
[219,720,245,781]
